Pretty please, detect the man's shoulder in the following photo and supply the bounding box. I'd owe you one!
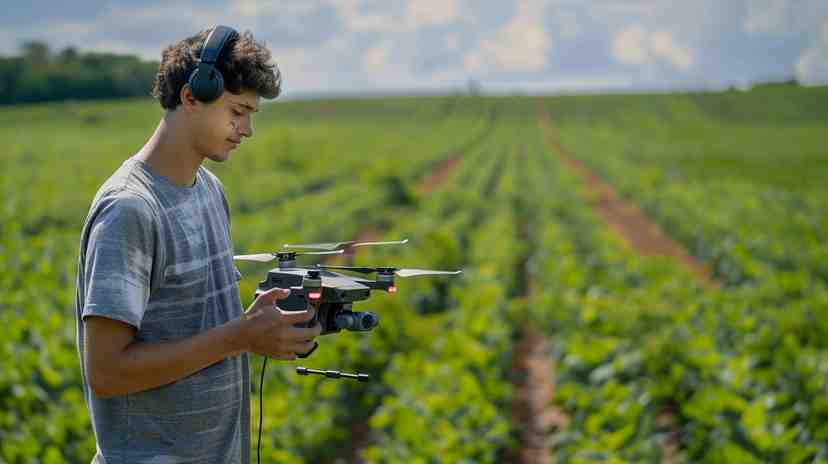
[81,188,159,249]
[86,161,160,227]
[95,188,155,217]
[96,158,151,197]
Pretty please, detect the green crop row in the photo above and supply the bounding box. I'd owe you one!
[362,116,537,463]
[543,92,828,289]
[526,90,828,462]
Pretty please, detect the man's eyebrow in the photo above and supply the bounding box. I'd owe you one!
[232,101,259,113]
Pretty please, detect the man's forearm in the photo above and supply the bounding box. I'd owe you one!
[93,318,248,398]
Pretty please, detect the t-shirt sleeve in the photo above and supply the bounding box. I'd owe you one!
[81,193,160,331]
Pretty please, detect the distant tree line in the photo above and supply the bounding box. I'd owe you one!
[0,40,159,105]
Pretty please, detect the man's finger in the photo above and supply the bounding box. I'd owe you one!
[281,341,310,354]
[278,306,316,325]
[257,287,291,305]
[294,341,316,355]
[284,323,322,342]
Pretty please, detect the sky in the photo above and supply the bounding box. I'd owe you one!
[3,0,828,98]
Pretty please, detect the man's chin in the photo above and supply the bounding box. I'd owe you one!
[205,151,231,163]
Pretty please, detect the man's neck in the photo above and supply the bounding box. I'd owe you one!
[136,112,203,188]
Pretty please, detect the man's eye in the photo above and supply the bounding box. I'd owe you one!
[233,110,243,116]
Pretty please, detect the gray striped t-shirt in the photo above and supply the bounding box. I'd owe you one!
[74,156,250,463]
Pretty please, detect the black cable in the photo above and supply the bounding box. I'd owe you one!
[258,356,267,464]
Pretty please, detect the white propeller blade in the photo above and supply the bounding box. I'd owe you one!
[283,238,408,250]
[303,250,345,256]
[396,269,463,277]
[233,250,343,262]
[233,253,276,262]
[283,241,355,250]
[352,239,409,247]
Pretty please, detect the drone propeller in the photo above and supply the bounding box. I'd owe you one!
[316,265,462,277]
[234,250,344,263]
[283,239,409,251]
[396,268,463,277]
[351,239,410,248]
[315,265,378,274]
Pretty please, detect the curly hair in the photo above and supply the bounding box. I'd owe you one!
[151,27,282,109]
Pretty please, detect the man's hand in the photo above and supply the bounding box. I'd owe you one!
[236,287,322,360]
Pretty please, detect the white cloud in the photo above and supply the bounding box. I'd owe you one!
[232,0,338,18]
[555,10,581,39]
[599,1,655,18]
[269,35,366,94]
[406,0,460,28]
[465,0,551,73]
[330,0,396,32]
[107,3,219,29]
[333,0,465,33]
[650,31,693,70]
[463,51,483,72]
[0,3,221,61]
[445,32,460,51]
[231,0,300,17]
[744,0,791,35]
[270,47,319,87]
[362,40,392,72]
[612,24,694,71]
[612,24,649,64]
[744,0,828,36]
[796,20,828,85]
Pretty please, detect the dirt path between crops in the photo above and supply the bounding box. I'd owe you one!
[508,196,569,464]
[415,155,464,195]
[416,105,503,196]
[536,103,719,290]
[537,101,725,463]
[511,325,569,464]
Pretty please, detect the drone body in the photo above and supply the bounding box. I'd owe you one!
[255,267,385,339]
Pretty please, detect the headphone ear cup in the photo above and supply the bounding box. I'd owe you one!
[188,64,224,103]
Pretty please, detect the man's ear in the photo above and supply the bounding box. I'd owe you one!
[179,84,199,112]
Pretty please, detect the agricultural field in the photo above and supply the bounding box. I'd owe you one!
[1,82,826,463]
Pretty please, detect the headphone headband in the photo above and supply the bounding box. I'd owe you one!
[188,25,238,103]
[200,25,237,64]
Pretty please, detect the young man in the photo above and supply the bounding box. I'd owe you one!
[74,26,322,463]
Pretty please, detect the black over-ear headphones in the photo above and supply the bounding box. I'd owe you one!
[188,25,239,103]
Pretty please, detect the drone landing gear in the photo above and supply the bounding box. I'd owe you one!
[296,366,371,382]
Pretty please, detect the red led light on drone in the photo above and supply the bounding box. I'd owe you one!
[388,286,397,293]
[308,291,322,300]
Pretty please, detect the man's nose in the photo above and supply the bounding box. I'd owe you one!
[237,116,253,138]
